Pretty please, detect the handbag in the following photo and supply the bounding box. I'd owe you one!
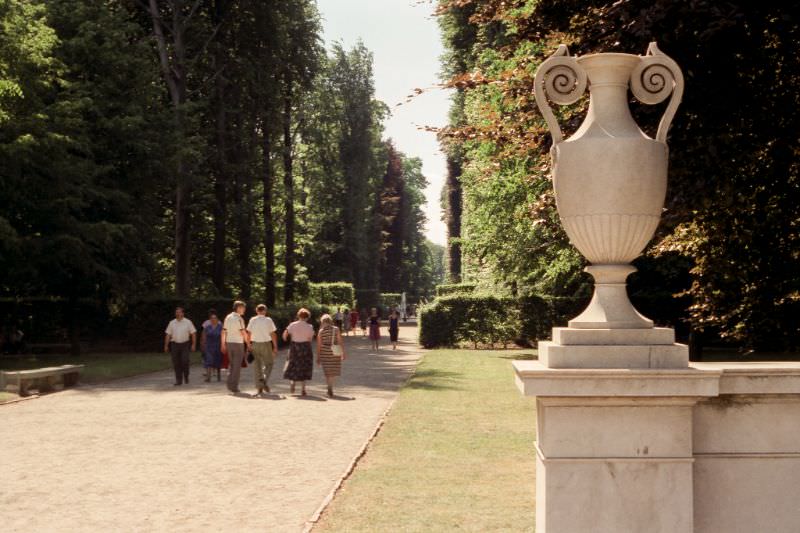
[246,351,255,364]
[330,327,343,357]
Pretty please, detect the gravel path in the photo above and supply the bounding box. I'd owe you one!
[1,324,421,532]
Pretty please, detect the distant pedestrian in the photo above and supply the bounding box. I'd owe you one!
[388,309,399,350]
[368,307,381,352]
[164,306,196,386]
[349,309,359,336]
[200,309,223,382]
[222,300,250,394]
[283,308,314,396]
[317,314,346,398]
[247,304,278,395]
[334,307,344,330]
[341,308,350,335]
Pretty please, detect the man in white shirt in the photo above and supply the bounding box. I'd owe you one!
[164,307,197,386]
[221,300,250,394]
[247,304,278,395]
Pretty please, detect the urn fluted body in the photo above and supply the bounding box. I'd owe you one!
[535,43,684,329]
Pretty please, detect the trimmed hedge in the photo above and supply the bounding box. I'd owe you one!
[0,297,108,346]
[380,292,402,309]
[435,283,477,297]
[419,295,521,349]
[309,282,355,307]
[0,297,338,352]
[122,299,335,350]
[419,292,691,349]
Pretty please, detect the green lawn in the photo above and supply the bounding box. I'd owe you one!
[0,351,203,384]
[315,349,538,532]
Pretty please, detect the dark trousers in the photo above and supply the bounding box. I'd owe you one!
[170,341,191,384]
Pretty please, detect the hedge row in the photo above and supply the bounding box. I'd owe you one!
[435,283,477,297]
[122,299,336,351]
[0,297,336,352]
[418,295,520,348]
[419,292,691,349]
[380,292,402,309]
[308,282,355,307]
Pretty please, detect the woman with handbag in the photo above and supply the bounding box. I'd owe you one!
[317,314,346,398]
[282,308,315,396]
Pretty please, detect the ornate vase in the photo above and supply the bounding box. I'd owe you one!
[534,42,684,329]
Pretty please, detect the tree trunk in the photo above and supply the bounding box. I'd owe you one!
[262,121,276,307]
[446,154,462,283]
[237,168,252,300]
[211,6,228,296]
[68,294,81,357]
[148,0,191,297]
[175,157,191,298]
[282,82,295,303]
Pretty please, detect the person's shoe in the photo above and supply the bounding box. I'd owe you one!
[327,386,333,398]
[290,383,296,394]
[256,387,263,396]
[173,382,181,386]
[264,385,271,393]
[301,389,307,396]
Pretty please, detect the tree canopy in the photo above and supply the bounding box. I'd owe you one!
[0,0,444,314]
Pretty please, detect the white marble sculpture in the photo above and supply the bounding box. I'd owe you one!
[534,42,684,330]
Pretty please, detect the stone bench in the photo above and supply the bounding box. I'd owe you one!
[0,364,85,396]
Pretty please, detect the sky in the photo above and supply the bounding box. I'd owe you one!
[316,0,451,245]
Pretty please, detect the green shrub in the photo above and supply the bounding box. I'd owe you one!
[517,295,590,345]
[419,292,693,349]
[122,299,335,350]
[309,282,355,307]
[435,283,477,297]
[419,294,519,349]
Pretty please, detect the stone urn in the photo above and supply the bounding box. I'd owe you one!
[534,42,684,329]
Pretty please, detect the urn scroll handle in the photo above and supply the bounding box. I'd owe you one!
[630,42,685,143]
[533,45,588,145]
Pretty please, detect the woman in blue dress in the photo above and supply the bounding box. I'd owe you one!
[201,309,223,382]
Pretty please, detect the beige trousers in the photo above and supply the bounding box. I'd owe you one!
[251,342,274,389]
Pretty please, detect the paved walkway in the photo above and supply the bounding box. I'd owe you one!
[1,323,421,532]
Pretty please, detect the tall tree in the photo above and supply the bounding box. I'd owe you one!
[144,0,206,298]
[438,3,478,283]
[275,0,323,303]
[209,0,230,295]
[0,0,168,350]
[379,141,405,291]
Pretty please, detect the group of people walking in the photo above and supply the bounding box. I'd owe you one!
[163,301,404,398]
[332,307,401,351]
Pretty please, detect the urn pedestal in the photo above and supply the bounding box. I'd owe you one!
[515,43,800,533]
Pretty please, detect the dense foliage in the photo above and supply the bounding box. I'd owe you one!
[435,283,477,297]
[419,291,688,349]
[308,282,355,308]
[437,0,800,350]
[0,0,445,351]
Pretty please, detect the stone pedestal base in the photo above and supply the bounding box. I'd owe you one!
[515,360,800,533]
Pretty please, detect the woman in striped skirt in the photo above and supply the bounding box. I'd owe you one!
[317,314,346,398]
